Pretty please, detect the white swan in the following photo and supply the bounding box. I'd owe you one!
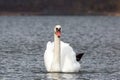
[44,25,84,72]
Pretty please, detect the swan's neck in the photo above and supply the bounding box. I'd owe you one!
[51,34,61,71]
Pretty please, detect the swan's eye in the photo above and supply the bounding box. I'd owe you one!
[56,28,58,31]
[59,28,61,31]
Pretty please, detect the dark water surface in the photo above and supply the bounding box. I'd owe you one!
[0,16,120,80]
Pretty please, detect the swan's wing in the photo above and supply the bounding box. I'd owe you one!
[61,41,80,72]
[44,41,54,71]
[76,53,84,61]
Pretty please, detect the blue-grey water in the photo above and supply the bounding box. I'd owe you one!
[0,16,120,80]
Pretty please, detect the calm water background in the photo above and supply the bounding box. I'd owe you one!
[0,16,120,80]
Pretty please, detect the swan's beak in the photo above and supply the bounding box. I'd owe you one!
[56,31,61,38]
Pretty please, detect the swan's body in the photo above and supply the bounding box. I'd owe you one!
[44,41,80,72]
[44,25,83,72]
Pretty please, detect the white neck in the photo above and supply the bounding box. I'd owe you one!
[51,33,61,72]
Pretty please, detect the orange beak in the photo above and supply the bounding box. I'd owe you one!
[56,31,61,38]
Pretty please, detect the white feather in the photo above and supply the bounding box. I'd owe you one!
[44,41,80,72]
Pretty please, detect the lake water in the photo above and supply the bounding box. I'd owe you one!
[0,16,120,80]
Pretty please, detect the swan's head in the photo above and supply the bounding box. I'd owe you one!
[54,25,61,38]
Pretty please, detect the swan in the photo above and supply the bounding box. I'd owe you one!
[44,25,84,72]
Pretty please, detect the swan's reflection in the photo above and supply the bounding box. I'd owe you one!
[47,73,61,80]
[46,73,79,80]
[62,74,78,80]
